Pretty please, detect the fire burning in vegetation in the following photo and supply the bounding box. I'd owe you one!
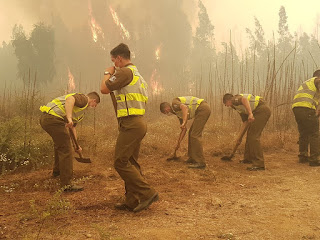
[88,0,104,43]
[150,69,164,95]
[67,67,75,92]
[155,44,162,60]
[109,6,130,40]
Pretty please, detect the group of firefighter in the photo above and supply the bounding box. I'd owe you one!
[39,43,320,212]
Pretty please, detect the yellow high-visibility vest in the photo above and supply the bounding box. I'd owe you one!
[233,94,261,114]
[114,65,148,118]
[292,77,319,110]
[39,93,88,123]
[174,96,204,120]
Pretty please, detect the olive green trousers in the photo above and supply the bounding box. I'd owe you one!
[244,103,271,167]
[40,113,73,187]
[188,102,211,164]
[293,107,319,162]
[114,116,156,208]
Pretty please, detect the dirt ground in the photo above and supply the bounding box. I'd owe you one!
[1,144,320,240]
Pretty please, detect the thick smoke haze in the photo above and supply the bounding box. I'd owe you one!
[2,0,319,49]
[0,0,319,101]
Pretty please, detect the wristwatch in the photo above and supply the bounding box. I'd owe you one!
[104,71,111,76]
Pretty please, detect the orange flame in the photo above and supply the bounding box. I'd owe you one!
[68,67,75,92]
[155,44,162,60]
[88,0,104,43]
[131,50,136,59]
[155,48,160,60]
[109,6,130,40]
[150,69,164,95]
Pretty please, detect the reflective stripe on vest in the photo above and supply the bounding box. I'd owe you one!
[175,96,204,119]
[233,94,261,114]
[114,65,148,118]
[292,77,319,110]
[39,93,88,122]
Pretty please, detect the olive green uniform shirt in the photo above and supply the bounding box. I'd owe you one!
[105,65,133,91]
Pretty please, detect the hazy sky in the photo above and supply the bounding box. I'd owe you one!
[0,0,319,50]
[202,0,320,50]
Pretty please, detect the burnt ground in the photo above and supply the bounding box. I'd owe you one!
[1,147,320,240]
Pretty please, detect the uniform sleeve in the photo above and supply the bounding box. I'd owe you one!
[105,67,133,91]
[172,98,182,112]
[73,93,88,108]
[315,78,320,90]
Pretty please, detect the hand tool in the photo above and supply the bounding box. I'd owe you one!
[221,122,250,161]
[69,128,91,163]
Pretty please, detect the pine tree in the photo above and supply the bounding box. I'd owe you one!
[277,6,293,56]
[11,23,55,84]
[191,0,215,84]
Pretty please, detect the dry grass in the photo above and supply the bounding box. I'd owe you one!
[1,111,317,240]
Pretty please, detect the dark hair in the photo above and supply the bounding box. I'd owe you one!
[87,91,101,103]
[313,70,320,78]
[160,102,170,113]
[110,43,130,59]
[223,93,234,103]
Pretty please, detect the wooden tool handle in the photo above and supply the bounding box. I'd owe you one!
[69,128,79,149]
[69,129,84,158]
[231,122,250,156]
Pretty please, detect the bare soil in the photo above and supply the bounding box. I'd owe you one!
[1,147,320,240]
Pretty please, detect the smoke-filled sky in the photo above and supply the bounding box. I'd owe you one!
[202,0,320,50]
[0,0,319,50]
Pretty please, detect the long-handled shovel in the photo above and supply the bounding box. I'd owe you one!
[166,148,180,161]
[166,128,187,161]
[69,129,91,163]
[221,122,250,161]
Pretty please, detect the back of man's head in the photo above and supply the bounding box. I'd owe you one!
[87,91,101,103]
[223,93,233,104]
[160,102,170,113]
[110,43,130,59]
[313,70,320,78]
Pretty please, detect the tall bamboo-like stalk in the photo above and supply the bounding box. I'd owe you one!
[230,31,234,94]
[2,80,6,117]
[23,69,31,151]
[244,52,249,92]
[308,50,318,69]
[208,63,213,110]
[223,44,228,94]
[27,71,37,154]
[252,43,256,94]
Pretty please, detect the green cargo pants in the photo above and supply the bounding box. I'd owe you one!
[292,107,319,162]
[114,115,156,209]
[40,113,73,187]
[244,103,271,167]
[188,102,211,164]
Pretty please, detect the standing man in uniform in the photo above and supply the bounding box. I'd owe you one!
[100,43,158,212]
[292,70,320,166]
[223,93,271,171]
[40,92,100,191]
[160,96,211,169]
